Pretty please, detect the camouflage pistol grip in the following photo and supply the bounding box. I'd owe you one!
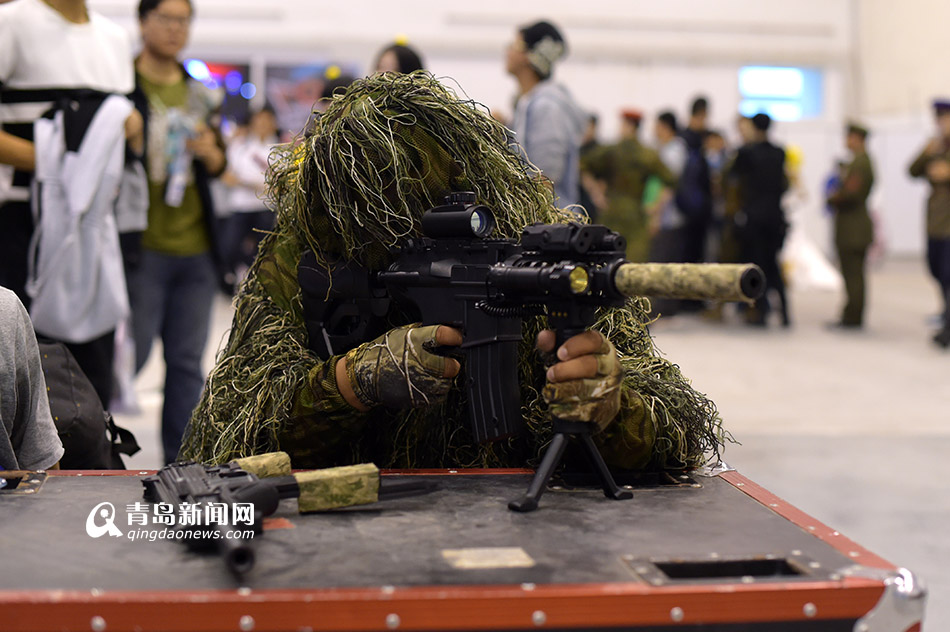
[232,452,292,478]
[294,463,380,512]
[613,263,765,303]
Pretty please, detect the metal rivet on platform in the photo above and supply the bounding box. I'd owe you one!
[807,526,816,531]
[448,470,458,474]
[736,482,744,487]
[791,550,802,557]
[532,610,547,626]
[741,576,754,584]
[809,561,821,569]
[90,588,102,597]
[635,567,650,575]
[237,587,251,596]
[521,583,536,591]
[386,614,400,629]
[239,615,254,631]
[769,503,779,508]
[849,551,860,558]
[382,585,395,595]
[855,623,869,632]
[622,485,634,490]
[803,603,817,618]
[90,616,106,632]
[550,485,563,491]
[670,607,684,623]
[709,552,720,559]
[830,574,842,581]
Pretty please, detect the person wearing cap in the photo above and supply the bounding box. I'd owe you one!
[506,20,587,208]
[827,123,875,329]
[581,109,677,262]
[727,112,790,327]
[909,99,950,348]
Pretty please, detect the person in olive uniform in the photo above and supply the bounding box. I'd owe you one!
[909,100,950,348]
[581,109,678,262]
[827,123,875,329]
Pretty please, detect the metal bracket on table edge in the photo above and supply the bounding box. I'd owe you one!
[695,461,736,478]
[0,470,48,494]
[843,566,927,632]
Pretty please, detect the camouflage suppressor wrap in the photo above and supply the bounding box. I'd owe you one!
[232,452,292,478]
[613,263,764,303]
[295,463,380,512]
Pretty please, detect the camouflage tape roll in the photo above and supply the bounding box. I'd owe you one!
[232,452,292,478]
[295,463,380,512]
[613,263,765,303]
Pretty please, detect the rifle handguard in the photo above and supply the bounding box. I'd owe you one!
[294,463,380,512]
[231,452,292,478]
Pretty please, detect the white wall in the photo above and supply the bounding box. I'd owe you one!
[89,0,937,255]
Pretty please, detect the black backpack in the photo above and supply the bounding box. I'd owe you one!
[38,341,140,469]
[674,146,712,223]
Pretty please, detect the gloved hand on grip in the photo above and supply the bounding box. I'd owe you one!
[536,330,623,431]
[340,323,463,410]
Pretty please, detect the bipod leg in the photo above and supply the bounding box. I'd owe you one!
[576,427,633,501]
[507,432,570,513]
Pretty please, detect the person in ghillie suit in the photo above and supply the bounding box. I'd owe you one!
[180,72,729,472]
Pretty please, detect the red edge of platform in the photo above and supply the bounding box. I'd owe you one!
[1,579,885,632]
[720,470,894,570]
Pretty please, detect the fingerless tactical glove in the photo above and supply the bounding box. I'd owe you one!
[344,324,456,409]
[542,334,623,431]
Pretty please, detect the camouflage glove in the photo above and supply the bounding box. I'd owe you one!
[344,324,461,409]
[539,330,623,431]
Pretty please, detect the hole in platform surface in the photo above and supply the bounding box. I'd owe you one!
[655,558,804,580]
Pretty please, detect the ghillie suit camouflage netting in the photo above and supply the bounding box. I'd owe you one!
[180,72,731,470]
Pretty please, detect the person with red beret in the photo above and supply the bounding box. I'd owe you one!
[581,109,677,262]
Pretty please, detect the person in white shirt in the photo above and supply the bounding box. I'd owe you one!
[221,105,278,280]
[0,0,141,408]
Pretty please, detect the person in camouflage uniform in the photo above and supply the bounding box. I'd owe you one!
[581,110,678,263]
[909,100,950,348]
[180,74,726,472]
[827,123,875,329]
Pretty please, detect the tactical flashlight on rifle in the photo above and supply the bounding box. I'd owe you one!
[300,192,764,511]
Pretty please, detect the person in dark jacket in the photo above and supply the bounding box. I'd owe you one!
[728,113,790,327]
[129,0,227,463]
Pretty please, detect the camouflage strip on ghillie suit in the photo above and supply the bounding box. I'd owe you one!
[180,72,730,470]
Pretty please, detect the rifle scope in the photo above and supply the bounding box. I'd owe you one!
[420,192,496,238]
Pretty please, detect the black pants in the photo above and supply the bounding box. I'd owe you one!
[0,201,33,308]
[741,225,788,325]
[928,238,950,330]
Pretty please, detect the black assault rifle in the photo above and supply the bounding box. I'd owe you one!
[300,192,764,511]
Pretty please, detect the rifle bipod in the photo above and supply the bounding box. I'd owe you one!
[508,419,633,512]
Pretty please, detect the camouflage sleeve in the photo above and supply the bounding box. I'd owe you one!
[909,147,930,179]
[594,388,655,470]
[827,156,872,208]
[580,144,612,180]
[182,229,369,466]
[650,151,679,188]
